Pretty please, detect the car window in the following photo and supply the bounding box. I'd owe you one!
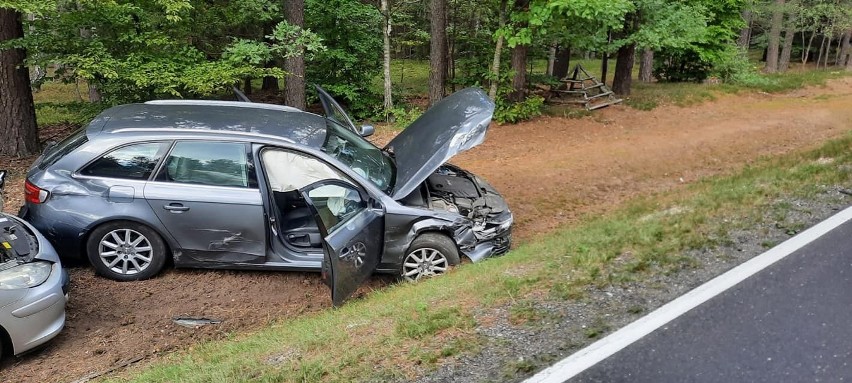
[81,142,166,180]
[39,128,88,170]
[157,141,251,188]
[322,120,395,193]
[304,183,365,233]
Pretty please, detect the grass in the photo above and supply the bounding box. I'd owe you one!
[103,131,851,382]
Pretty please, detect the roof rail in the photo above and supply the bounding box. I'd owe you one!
[145,100,302,113]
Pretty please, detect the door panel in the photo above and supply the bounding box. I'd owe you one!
[301,180,383,306]
[144,141,264,263]
[145,183,265,262]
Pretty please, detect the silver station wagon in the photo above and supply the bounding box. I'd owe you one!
[21,87,512,305]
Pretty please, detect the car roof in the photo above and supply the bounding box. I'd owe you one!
[89,102,329,147]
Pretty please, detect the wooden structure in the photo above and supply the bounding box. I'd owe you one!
[549,64,622,110]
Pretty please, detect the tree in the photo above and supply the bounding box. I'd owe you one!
[778,2,798,72]
[428,0,447,105]
[0,6,38,157]
[305,0,381,117]
[488,0,508,100]
[638,48,653,82]
[764,0,785,73]
[509,0,530,102]
[284,0,306,109]
[612,13,638,95]
[381,0,393,113]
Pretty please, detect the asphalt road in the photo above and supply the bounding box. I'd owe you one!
[569,218,852,383]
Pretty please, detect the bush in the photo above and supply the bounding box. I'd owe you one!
[654,49,712,83]
[494,94,544,124]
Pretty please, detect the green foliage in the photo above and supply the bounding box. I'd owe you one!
[386,106,423,129]
[35,101,109,126]
[494,94,544,124]
[305,0,383,118]
[24,1,290,103]
[654,49,712,82]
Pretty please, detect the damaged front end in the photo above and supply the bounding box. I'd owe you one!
[425,164,513,261]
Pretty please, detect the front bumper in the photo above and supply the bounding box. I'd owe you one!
[461,212,514,262]
[0,262,68,355]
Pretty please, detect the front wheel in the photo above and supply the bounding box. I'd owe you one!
[401,233,460,282]
[86,221,167,281]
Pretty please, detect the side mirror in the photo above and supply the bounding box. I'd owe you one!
[359,125,375,137]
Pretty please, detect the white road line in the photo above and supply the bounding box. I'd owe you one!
[523,205,852,383]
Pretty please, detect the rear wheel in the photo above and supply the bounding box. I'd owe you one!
[401,233,460,282]
[86,221,167,281]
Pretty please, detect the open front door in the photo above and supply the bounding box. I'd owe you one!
[300,179,383,306]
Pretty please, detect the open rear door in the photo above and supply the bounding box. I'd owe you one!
[300,179,383,306]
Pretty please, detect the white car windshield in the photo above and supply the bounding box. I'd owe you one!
[322,120,395,193]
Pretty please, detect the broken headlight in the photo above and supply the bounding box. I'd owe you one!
[0,261,52,290]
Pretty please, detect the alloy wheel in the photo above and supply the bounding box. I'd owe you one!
[402,247,449,281]
[98,229,153,275]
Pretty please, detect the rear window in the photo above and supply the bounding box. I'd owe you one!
[38,128,89,169]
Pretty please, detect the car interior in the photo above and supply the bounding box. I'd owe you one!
[261,149,348,251]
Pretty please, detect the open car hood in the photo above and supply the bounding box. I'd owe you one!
[385,88,495,200]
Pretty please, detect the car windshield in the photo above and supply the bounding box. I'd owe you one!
[321,120,395,193]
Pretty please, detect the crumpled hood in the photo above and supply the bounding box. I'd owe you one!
[385,88,495,200]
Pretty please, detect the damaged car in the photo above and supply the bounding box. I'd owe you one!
[19,87,512,305]
[0,170,68,358]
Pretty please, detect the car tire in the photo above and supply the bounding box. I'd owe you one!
[401,232,460,282]
[86,221,167,281]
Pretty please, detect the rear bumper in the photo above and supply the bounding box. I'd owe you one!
[19,203,85,260]
[0,262,67,355]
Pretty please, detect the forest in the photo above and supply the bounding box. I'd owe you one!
[1,0,851,157]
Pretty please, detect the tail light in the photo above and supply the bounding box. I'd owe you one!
[24,180,49,204]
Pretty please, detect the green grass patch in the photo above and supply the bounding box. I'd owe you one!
[104,131,851,382]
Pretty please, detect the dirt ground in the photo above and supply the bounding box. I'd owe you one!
[1,78,851,382]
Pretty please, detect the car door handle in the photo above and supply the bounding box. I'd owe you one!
[163,203,190,212]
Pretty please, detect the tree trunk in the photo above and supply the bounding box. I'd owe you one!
[639,48,654,82]
[508,0,530,102]
[87,82,102,103]
[428,0,447,105]
[600,31,612,84]
[816,35,826,69]
[448,0,457,93]
[488,0,507,100]
[261,60,279,91]
[737,9,752,50]
[381,0,393,113]
[283,0,306,110]
[779,26,795,72]
[243,77,252,95]
[840,29,852,68]
[612,42,636,96]
[824,35,832,67]
[804,30,816,64]
[553,46,570,79]
[764,0,784,73]
[546,42,556,76]
[0,8,39,157]
[510,43,527,102]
